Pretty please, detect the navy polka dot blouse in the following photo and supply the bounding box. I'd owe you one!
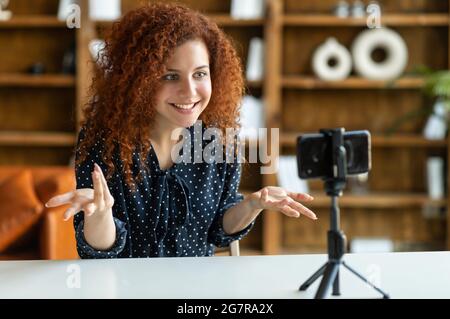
[73,123,254,258]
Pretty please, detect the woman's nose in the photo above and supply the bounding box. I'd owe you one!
[178,78,197,98]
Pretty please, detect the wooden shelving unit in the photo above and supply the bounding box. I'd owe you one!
[0,1,77,166]
[261,0,450,254]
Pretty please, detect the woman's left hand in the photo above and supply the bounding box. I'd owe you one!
[249,186,317,220]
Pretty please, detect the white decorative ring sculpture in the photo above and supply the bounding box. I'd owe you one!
[352,28,408,80]
[312,37,352,81]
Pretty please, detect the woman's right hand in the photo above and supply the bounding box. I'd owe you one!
[45,163,115,221]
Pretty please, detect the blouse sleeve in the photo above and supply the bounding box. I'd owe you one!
[207,161,255,248]
[73,128,128,259]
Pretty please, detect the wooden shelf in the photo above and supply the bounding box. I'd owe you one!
[367,135,447,148]
[0,131,76,146]
[242,188,445,209]
[96,15,264,28]
[307,192,446,209]
[281,132,447,148]
[209,14,265,26]
[0,16,69,28]
[283,14,449,26]
[282,76,425,89]
[0,74,75,88]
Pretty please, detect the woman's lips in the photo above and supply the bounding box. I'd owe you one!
[169,101,200,114]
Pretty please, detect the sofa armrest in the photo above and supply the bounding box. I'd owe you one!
[40,207,78,260]
[31,167,78,260]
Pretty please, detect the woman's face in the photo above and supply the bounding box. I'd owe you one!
[154,39,212,129]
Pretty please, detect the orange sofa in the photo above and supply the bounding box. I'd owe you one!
[0,166,79,260]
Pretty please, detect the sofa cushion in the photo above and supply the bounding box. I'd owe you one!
[1,220,40,255]
[0,170,44,252]
[35,169,76,204]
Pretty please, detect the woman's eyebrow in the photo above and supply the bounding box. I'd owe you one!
[166,65,209,72]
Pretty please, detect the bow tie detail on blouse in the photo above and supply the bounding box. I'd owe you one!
[153,169,192,250]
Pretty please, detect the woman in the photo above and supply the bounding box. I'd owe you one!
[45,3,317,258]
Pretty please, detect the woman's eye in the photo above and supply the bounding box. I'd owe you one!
[163,74,178,81]
[194,71,208,79]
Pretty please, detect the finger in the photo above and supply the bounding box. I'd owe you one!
[63,203,81,221]
[83,202,97,216]
[96,163,114,207]
[261,188,274,205]
[275,198,291,209]
[288,200,317,220]
[45,191,75,208]
[262,188,268,202]
[288,192,314,202]
[280,205,300,218]
[92,166,105,211]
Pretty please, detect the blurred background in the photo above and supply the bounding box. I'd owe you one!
[0,0,449,260]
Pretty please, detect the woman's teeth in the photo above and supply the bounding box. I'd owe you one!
[171,102,198,109]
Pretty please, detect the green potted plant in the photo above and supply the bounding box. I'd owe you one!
[386,67,450,136]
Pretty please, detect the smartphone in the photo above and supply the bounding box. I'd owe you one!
[296,130,371,179]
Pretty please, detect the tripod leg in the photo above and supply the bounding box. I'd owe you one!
[299,262,327,291]
[342,262,390,299]
[315,262,339,299]
[332,269,340,296]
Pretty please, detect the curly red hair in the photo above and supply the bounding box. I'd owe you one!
[76,2,245,189]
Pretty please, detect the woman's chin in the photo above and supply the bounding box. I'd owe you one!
[172,117,199,128]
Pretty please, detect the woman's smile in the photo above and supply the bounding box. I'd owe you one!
[169,101,200,109]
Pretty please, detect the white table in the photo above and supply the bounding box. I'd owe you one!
[0,251,449,299]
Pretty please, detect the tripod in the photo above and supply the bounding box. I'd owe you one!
[298,129,390,299]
